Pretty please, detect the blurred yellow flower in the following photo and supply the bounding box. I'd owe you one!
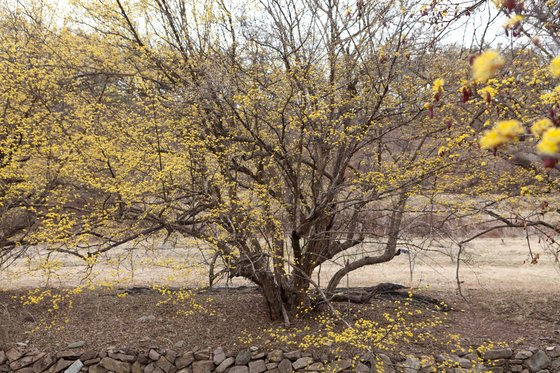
[537,128,560,155]
[495,119,524,139]
[531,118,553,137]
[503,15,523,29]
[480,120,523,149]
[480,130,502,149]
[550,56,560,78]
[472,50,505,83]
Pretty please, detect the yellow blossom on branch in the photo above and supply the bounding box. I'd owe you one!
[478,86,498,102]
[537,128,560,155]
[472,50,505,83]
[432,78,444,94]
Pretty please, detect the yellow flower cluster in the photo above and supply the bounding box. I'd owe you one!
[432,78,444,94]
[551,56,560,78]
[537,128,560,155]
[473,50,505,83]
[478,86,498,101]
[480,120,524,149]
[531,118,553,137]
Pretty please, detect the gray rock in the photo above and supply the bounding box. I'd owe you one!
[99,357,131,373]
[34,354,55,373]
[216,357,235,373]
[0,352,5,366]
[52,359,74,373]
[283,352,301,361]
[374,354,394,373]
[80,352,98,362]
[191,360,214,373]
[6,348,24,362]
[545,346,560,359]
[307,362,325,371]
[418,355,435,369]
[155,357,172,373]
[482,349,512,360]
[67,342,86,349]
[13,368,34,373]
[525,350,551,372]
[292,357,313,370]
[148,350,161,362]
[402,356,421,373]
[252,352,266,360]
[249,359,267,373]
[236,350,252,365]
[64,360,84,373]
[193,348,211,361]
[510,365,523,372]
[354,362,369,373]
[267,351,283,364]
[131,361,144,373]
[265,363,277,370]
[109,353,136,363]
[485,368,504,373]
[229,367,249,373]
[277,359,292,373]
[266,369,280,373]
[515,351,533,359]
[84,358,101,366]
[9,353,44,370]
[57,351,81,360]
[88,364,108,373]
[143,363,164,373]
[164,350,177,364]
[213,348,226,365]
[551,358,560,370]
[324,359,352,373]
[250,347,259,353]
[137,354,150,365]
[437,354,471,369]
[176,352,195,369]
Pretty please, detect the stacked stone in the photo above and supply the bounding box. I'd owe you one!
[0,344,559,373]
[477,347,560,373]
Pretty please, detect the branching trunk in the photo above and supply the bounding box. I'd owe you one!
[326,192,408,294]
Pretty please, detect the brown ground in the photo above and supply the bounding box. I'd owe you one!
[1,287,559,360]
[1,237,559,360]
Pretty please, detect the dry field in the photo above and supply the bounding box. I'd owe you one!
[1,237,559,294]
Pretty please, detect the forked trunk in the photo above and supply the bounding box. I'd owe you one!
[260,274,310,323]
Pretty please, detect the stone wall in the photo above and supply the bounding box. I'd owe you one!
[0,343,559,373]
